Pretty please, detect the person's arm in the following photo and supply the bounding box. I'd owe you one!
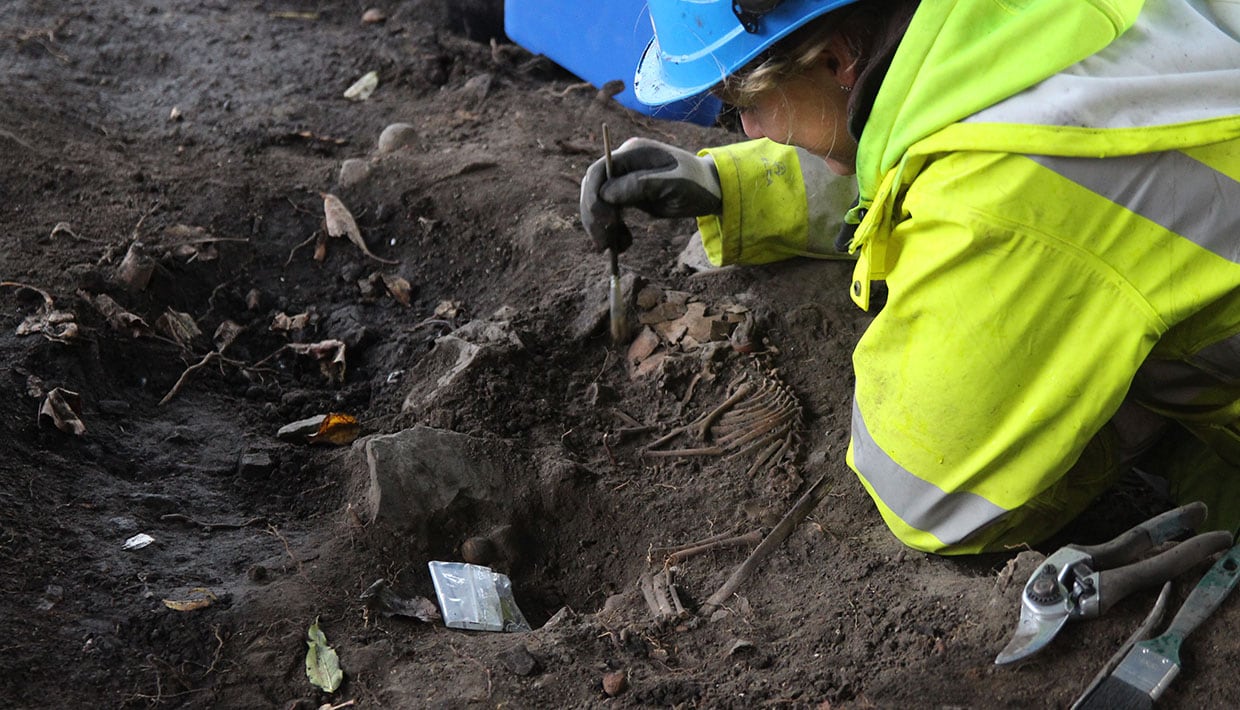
[699,138,856,266]
[580,137,855,264]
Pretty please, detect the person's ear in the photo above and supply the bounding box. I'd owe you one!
[821,32,861,89]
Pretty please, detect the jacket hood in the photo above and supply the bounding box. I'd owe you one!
[856,0,1143,205]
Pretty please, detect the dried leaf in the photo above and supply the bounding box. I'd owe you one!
[313,232,328,262]
[16,308,78,341]
[115,242,155,292]
[89,293,151,338]
[381,273,412,306]
[434,300,462,319]
[213,320,244,353]
[343,70,379,100]
[155,308,203,349]
[160,225,236,263]
[360,579,441,622]
[40,387,86,435]
[26,375,45,398]
[306,412,360,446]
[321,193,398,265]
[271,311,310,333]
[162,587,217,612]
[287,339,347,384]
[306,618,343,693]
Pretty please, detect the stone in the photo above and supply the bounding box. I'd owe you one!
[401,316,523,413]
[321,305,373,349]
[277,415,326,443]
[400,336,481,414]
[677,231,729,273]
[602,670,628,697]
[238,450,276,479]
[376,122,418,154]
[497,645,539,677]
[364,426,509,536]
[338,158,371,188]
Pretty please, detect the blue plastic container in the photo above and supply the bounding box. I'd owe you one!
[503,1,722,126]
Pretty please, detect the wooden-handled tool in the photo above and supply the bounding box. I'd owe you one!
[603,124,627,344]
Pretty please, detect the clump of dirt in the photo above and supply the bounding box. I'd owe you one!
[2,1,1236,708]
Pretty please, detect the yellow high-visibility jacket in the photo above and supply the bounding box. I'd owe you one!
[698,0,1240,553]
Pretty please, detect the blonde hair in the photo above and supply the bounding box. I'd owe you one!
[714,21,843,107]
[713,1,909,109]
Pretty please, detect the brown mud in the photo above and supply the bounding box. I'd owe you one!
[2,2,1238,708]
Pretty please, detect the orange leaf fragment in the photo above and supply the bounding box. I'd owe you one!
[307,412,361,446]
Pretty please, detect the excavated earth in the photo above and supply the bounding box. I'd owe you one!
[2,1,1238,707]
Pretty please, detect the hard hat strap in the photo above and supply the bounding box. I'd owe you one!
[732,0,783,33]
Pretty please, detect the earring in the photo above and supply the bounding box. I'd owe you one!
[840,84,852,92]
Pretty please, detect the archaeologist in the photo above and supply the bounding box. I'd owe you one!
[580,0,1240,554]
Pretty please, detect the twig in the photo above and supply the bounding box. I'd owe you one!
[285,231,319,266]
[205,625,226,675]
[264,524,307,577]
[612,409,644,428]
[699,476,832,617]
[158,352,220,405]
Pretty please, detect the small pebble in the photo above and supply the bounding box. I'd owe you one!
[602,670,628,697]
[377,122,418,154]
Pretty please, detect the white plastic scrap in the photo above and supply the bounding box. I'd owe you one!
[123,533,155,550]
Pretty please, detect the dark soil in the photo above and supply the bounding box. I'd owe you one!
[3,2,1238,708]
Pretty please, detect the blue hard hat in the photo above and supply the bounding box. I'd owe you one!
[634,0,860,106]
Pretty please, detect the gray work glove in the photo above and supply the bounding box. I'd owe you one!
[579,137,723,254]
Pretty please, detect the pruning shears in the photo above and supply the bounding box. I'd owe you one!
[995,501,1233,665]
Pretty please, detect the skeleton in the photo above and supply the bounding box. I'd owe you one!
[643,369,802,478]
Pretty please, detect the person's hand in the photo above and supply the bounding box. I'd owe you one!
[579,137,723,253]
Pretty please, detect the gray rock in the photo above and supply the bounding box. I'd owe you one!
[401,316,523,413]
[338,158,372,188]
[278,415,327,443]
[400,336,481,414]
[497,644,539,677]
[238,450,276,479]
[364,426,508,536]
[322,305,373,349]
[376,122,418,154]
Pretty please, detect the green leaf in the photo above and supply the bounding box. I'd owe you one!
[305,618,343,693]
